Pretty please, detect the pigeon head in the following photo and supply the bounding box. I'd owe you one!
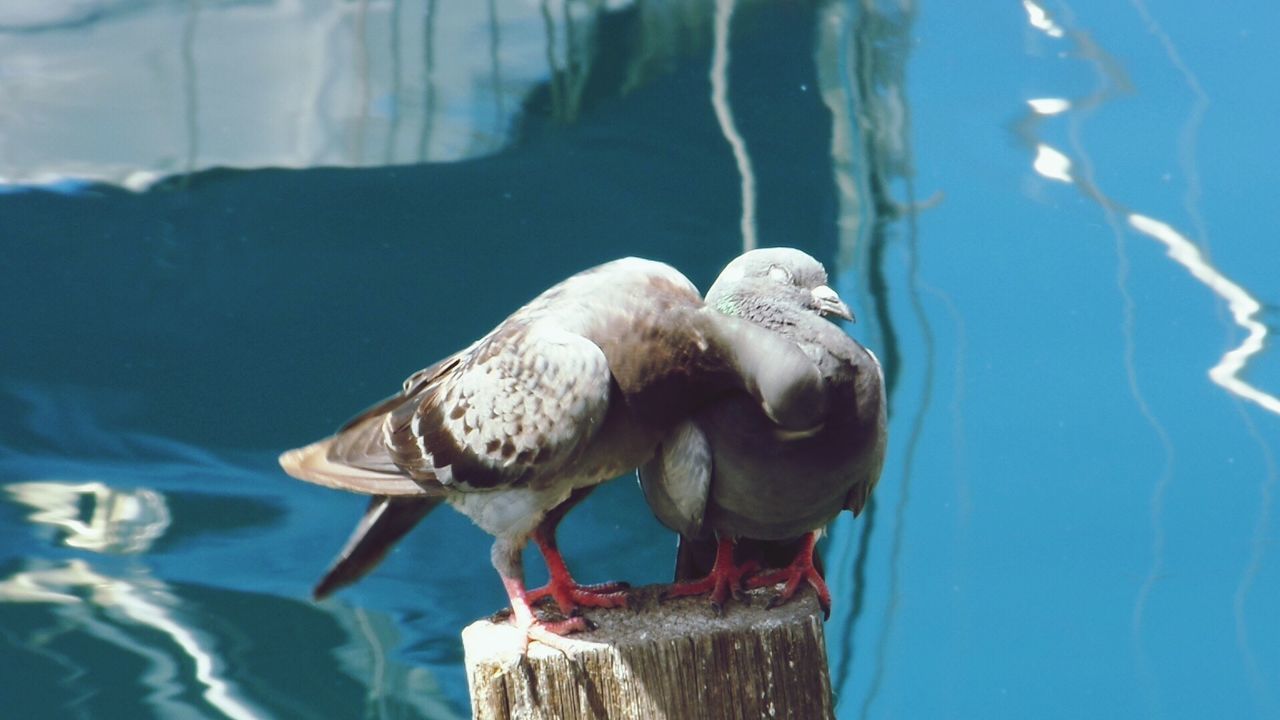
[707,247,854,324]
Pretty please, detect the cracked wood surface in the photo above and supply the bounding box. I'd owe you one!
[463,585,833,720]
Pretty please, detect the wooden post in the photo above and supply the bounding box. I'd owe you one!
[463,586,833,720]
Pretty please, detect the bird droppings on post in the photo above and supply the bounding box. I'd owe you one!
[464,585,834,720]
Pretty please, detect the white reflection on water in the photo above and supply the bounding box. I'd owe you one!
[1022,0,1065,39]
[0,560,266,720]
[1128,208,1280,714]
[1025,18,1179,714]
[2,479,265,718]
[1127,214,1280,416]
[1,467,464,718]
[1023,5,1280,420]
[1027,97,1071,115]
[1022,2,1278,715]
[710,0,759,252]
[1032,143,1073,182]
[1130,1,1280,711]
[6,481,169,554]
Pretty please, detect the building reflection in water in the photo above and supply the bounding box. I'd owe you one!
[0,0,627,189]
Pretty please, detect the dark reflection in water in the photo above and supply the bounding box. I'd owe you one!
[813,3,923,715]
[861,169,938,720]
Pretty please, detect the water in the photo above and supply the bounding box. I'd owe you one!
[2,1,1277,718]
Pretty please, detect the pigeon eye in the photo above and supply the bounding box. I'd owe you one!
[767,266,793,284]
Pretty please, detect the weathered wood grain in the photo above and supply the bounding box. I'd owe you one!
[464,586,833,720]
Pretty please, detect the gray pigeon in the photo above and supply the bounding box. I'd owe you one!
[638,248,887,615]
[279,256,827,640]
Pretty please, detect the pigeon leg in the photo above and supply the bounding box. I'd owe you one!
[526,524,630,613]
[492,540,589,645]
[524,487,629,614]
[664,536,758,613]
[745,532,831,617]
[500,575,590,638]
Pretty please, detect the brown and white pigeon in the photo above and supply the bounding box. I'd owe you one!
[638,248,887,616]
[279,256,827,640]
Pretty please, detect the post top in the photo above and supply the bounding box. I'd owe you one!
[463,585,823,664]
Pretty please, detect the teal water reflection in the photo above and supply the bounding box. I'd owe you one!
[2,1,1278,718]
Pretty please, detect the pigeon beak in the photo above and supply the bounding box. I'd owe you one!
[812,285,854,322]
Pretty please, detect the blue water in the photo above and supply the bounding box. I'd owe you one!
[3,1,1278,718]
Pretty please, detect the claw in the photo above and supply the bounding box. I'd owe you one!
[515,611,591,653]
[745,532,831,618]
[663,537,753,611]
[526,579,630,614]
[501,575,595,653]
[532,530,629,614]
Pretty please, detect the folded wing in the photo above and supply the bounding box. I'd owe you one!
[280,323,613,495]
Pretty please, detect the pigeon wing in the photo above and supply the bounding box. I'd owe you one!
[281,321,613,494]
[638,419,712,540]
[387,321,613,491]
[278,357,459,495]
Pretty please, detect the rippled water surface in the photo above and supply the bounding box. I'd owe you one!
[3,1,1278,718]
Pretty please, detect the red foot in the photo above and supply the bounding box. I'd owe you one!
[532,532,629,615]
[501,576,594,651]
[745,533,831,618]
[508,611,593,653]
[664,537,757,613]
[526,579,629,613]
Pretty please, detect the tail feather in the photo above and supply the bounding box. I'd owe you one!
[279,437,426,496]
[313,495,443,599]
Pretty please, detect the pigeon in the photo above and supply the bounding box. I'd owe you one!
[279,256,828,641]
[638,248,887,616]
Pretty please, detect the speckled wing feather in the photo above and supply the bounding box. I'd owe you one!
[281,324,613,495]
[280,259,690,497]
[389,322,612,490]
[325,357,461,476]
[278,359,456,495]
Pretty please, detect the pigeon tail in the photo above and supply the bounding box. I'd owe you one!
[313,496,443,599]
[279,437,427,496]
